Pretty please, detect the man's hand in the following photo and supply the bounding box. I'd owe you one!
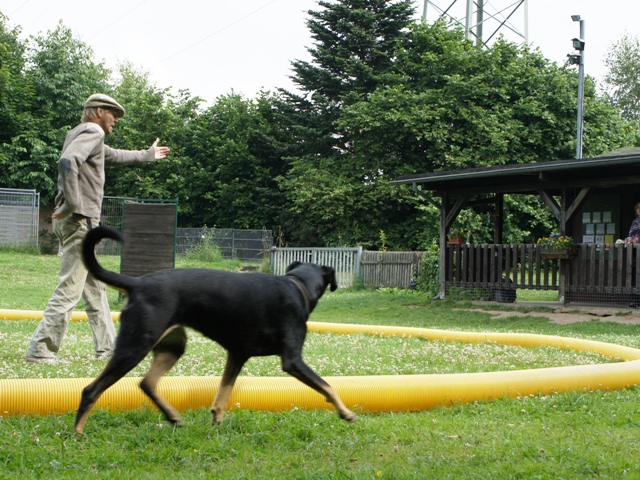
[152,138,170,160]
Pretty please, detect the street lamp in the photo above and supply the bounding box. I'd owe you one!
[569,15,585,159]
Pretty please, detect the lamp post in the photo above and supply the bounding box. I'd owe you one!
[568,15,585,159]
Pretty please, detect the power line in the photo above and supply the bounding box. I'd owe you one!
[87,0,148,41]
[21,0,64,29]
[9,0,32,16]
[151,0,279,67]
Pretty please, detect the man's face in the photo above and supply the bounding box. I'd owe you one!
[96,108,120,134]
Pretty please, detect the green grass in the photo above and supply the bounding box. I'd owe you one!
[516,288,559,302]
[2,251,640,478]
[0,249,252,311]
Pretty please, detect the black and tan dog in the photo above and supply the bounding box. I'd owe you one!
[74,226,356,434]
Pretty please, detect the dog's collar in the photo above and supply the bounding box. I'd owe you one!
[288,276,311,314]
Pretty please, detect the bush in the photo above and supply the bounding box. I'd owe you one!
[184,229,223,263]
[414,243,439,295]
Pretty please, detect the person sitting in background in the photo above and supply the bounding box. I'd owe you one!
[625,202,640,243]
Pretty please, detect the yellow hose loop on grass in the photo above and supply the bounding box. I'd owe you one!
[308,321,640,361]
[0,309,120,322]
[1,309,640,418]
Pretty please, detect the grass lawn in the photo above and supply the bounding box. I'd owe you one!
[1,250,640,478]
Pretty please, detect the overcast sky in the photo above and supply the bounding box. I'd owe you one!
[3,1,639,104]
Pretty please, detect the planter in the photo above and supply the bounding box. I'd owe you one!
[540,247,576,259]
[448,236,465,245]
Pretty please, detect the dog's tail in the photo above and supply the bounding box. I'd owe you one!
[83,225,138,292]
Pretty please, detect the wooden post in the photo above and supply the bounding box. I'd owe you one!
[494,193,504,244]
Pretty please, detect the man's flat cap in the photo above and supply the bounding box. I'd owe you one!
[84,93,125,118]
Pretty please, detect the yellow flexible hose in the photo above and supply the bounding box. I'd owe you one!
[1,309,639,417]
[0,309,119,322]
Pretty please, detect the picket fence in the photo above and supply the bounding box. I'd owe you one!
[270,247,424,288]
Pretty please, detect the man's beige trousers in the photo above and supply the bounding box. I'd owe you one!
[27,214,116,359]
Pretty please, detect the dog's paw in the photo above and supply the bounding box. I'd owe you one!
[210,408,225,425]
[340,410,358,423]
[165,411,184,426]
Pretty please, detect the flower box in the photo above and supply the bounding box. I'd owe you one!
[540,247,576,259]
[448,236,465,245]
[537,234,576,259]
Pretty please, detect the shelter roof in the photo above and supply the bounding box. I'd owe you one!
[392,148,640,197]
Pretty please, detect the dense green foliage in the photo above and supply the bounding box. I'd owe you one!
[0,2,636,250]
[604,32,640,129]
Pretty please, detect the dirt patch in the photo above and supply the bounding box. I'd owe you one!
[460,304,640,325]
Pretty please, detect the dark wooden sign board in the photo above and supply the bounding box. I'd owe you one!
[121,202,176,278]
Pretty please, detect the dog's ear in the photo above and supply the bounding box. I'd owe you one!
[322,266,338,291]
[286,261,303,273]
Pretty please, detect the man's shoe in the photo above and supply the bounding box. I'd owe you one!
[94,353,111,361]
[26,356,62,365]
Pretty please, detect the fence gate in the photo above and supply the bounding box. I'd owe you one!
[270,247,362,288]
[0,188,40,248]
[361,251,423,288]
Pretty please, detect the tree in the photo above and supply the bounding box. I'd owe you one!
[179,92,289,229]
[0,22,112,202]
[0,14,34,190]
[105,62,200,203]
[603,33,640,131]
[291,0,415,103]
[339,22,634,246]
[341,23,594,175]
[281,12,636,248]
[279,0,417,247]
[28,22,111,131]
[0,14,30,146]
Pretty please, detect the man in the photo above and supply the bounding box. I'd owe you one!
[26,93,170,364]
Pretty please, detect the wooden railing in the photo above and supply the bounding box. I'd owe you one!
[566,243,640,305]
[446,244,560,290]
[445,243,640,305]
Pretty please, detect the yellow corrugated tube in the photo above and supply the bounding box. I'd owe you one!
[1,309,640,418]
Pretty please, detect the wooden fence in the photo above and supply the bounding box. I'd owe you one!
[446,244,560,290]
[361,251,424,288]
[445,243,640,306]
[565,243,640,305]
[270,248,424,289]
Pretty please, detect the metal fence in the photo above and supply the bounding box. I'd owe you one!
[100,197,273,261]
[97,196,128,255]
[0,188,40,248]
[177,228,272,261]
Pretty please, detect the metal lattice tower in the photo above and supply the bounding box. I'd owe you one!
[422,0,529,47]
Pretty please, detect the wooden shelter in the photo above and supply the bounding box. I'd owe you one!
[392,148,640,306]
